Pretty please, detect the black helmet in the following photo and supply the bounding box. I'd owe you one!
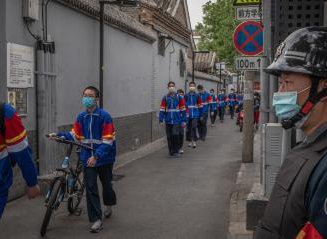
[266,27,327,130]
[265,27,327,78]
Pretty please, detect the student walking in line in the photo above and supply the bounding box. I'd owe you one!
[217,90,227,123]
[159,82,186,158]
[177,89,186,154]
[209,89,218,127]
[197,85,212,141]
[185,82,202,148]
[228,89,237,119]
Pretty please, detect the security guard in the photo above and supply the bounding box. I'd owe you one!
[255,27,327,239]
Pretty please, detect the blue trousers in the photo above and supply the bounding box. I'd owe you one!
[0,192,8,220]
[84,164,116,222]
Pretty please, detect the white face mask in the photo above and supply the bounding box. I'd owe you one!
[189,86,196,92]
[168,87,176,93]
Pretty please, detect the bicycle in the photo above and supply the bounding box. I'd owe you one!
[40,135,93,237]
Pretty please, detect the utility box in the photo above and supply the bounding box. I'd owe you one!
[23,0,39,21]
[263,123,283,198]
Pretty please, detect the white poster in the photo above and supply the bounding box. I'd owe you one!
[7,43,35,88]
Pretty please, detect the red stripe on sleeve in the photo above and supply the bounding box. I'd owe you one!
[103,123,115,139]
[73,122,83,139]
[5,112,26,143]
[161,98,166,109]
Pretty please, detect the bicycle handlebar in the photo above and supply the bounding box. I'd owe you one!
[46,134,94,151]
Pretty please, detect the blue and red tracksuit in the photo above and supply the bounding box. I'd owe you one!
[0,104,38,219]
[218,94,227,109]
[210,94,218,112]
[58,107,116,167]
[159,94,186,155]
[159,94,186,125]
[228,93,237,107]
[185,93,202,142]
[236,94,244,106]
[184,93,203,119]
[199,91,213,115]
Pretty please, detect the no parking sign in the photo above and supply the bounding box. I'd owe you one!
[233,20,263,56]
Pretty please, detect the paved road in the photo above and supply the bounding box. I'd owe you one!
[0,119,242,239]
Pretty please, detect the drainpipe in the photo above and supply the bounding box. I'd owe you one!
[99,2,105,108]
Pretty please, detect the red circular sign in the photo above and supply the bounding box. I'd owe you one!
[233,21,263,56]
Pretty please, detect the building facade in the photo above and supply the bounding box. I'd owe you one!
[0,0,195,199]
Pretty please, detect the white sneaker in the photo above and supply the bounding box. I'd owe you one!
[192,142,197,148]
[90,219,103,233]
[179,149,184,154]
[188,143,192,147]
[104,205,112,218]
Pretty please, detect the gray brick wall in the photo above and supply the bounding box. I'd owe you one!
[151,112,165,141]
[114,112,165,154]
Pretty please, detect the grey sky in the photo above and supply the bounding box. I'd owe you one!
[187,0,208,29]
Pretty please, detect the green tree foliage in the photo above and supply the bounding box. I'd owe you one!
[195,0,238,66]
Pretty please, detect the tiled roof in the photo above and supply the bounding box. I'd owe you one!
[55,0,156,42]
[187,70,222,83]
[194,52,216,71]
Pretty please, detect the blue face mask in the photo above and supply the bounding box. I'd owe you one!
[272,87,310,120]
[273,92,300,120]
[82,97,96,108]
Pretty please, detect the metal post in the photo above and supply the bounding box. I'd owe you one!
[99,2,104,108]
[269,0,279,123]
[260,57,269,124]
[269,75,278,122]
[192,50,195,83]
[237,74,240,93]
[242,71,254,163]
[262,0,274,123]
[220,66,223,89]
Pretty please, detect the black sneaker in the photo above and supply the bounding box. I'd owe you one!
[170,153,181,158]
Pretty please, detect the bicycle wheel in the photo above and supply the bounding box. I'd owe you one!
[67,171,85,214]
[40,178,63,237]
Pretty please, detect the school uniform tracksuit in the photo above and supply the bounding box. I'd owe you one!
[184,93,203,142]
[0,104,38,219]
[210,94,218,124]
[218,94,227,121]
[198,92,212,140]
[228,93,237,119]
[159,94,186,155]
[58,107,117,223]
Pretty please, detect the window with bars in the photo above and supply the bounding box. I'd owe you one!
[158,36,166,56]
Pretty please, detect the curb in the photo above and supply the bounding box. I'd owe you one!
[228,133,261,239]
